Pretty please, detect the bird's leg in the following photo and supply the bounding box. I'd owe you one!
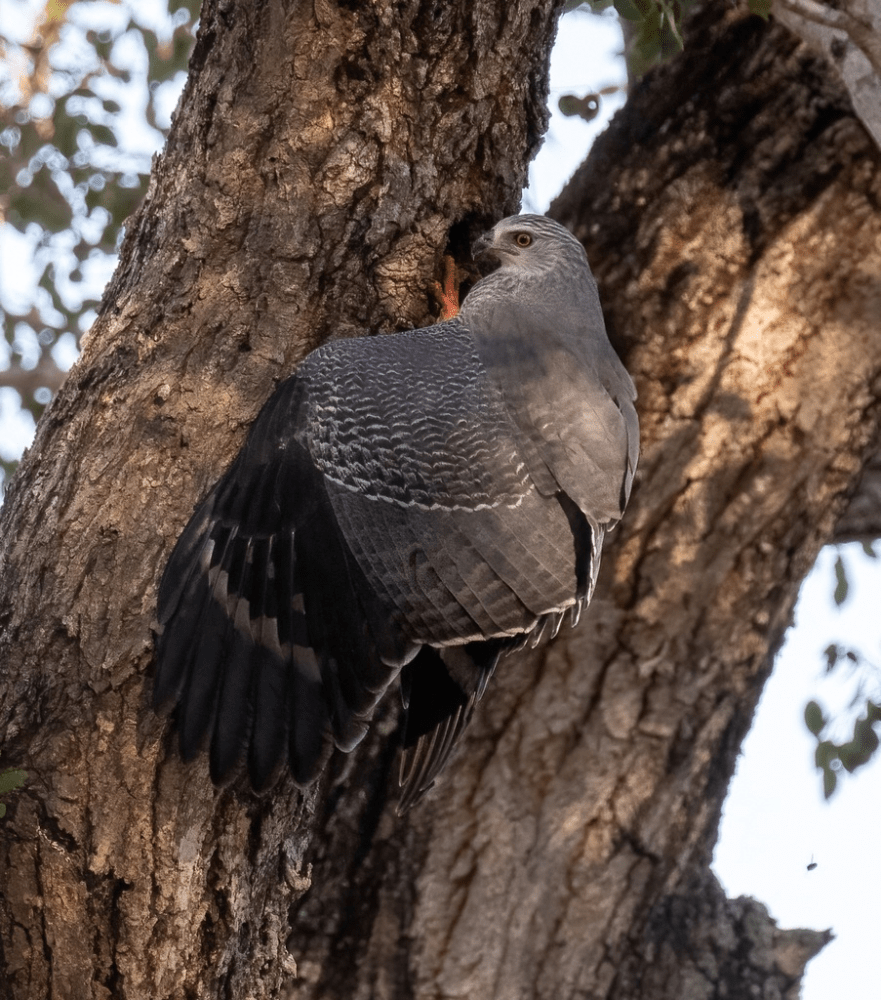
[432,255,462,321]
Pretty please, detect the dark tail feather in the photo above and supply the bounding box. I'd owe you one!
[154,384,423,792]
[208,630,257,783]
[292,477,402,754]
[398,702,469,814]
[208,535,266,782]
[246,634,290,789]
[397,640,504,813]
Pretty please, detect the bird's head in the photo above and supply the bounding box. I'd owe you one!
[472,214,588,275]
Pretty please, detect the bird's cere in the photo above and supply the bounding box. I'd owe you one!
[153,214,639,812]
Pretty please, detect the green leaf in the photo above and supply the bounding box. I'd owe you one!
[88,124,119,149]
[823,643,840,671]
[748,0,773,19]
[815,739,836,770]
[852,715,880,756]
[0,768,27,796]
[805,700,825,736]
[658,0,684,49]
[838,743,856,772]
[622,0,690,78]
[861,540,876,558]
[823,766,837,799]
[91,35,114,63]
[614,0,653,21]
[8,180,75,234]
[833,554,848,606]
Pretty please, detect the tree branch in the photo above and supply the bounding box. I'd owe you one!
[0,354,67,400]
[779,0,881,76]
[776,0,881,150]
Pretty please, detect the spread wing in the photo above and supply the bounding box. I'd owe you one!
[154,215,641,810]
[154,376,416,788]
[154,319,593,796]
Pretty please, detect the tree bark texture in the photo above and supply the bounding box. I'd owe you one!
[1,3,877,999]
[0,0,562,996]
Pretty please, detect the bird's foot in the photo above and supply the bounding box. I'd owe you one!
[432,255,461,321]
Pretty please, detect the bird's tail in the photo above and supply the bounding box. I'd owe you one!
[397,639,506,813]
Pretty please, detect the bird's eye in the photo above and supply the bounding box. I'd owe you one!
[514,233,532,248]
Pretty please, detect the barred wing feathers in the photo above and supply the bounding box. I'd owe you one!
[155,377,412,788]
[154,213,639,810]
[155,319,590,799]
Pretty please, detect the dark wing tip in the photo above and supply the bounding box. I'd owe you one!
[397,702,471,814]
[395,641,505,814]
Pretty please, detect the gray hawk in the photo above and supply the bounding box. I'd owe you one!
[153,214,639,811]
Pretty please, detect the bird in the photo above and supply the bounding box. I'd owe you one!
[153,214,639,811]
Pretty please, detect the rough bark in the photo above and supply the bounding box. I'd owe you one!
[0,1,562,996]
[835,449,881,541]
[1,4,876,1000]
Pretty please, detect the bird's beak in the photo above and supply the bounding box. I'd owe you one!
[472,230,494,260]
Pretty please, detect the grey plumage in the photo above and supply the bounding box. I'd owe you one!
[154,214,638,810]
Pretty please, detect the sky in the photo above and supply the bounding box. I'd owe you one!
[1,4,880,997]
[715,545,881,1000]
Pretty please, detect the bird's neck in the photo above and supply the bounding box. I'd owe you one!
[459,261,596,328]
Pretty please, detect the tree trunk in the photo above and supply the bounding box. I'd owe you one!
[1,3,877,999]
[0,1,560,996]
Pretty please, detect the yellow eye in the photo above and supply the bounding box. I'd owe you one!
[514,233,532,248]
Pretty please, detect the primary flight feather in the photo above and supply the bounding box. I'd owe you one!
[154,214,639,811]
